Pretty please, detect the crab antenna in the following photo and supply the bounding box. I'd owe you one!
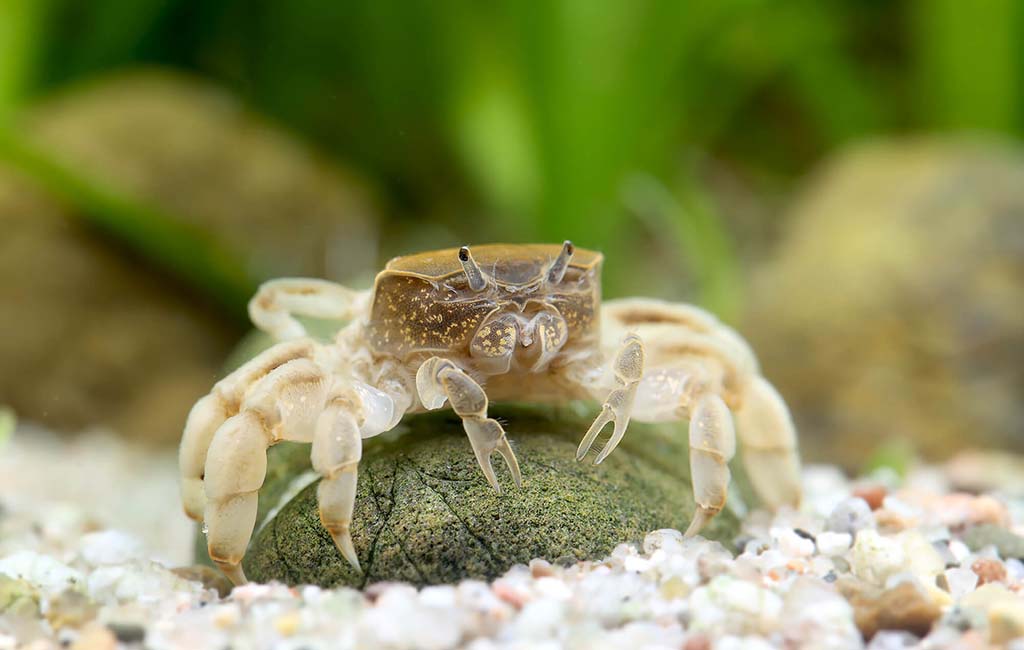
[546,240,575,284]
[458,246,488,291]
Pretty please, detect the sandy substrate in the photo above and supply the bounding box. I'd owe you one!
[2,426,1024,649]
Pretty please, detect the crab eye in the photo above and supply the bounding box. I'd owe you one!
[546,240,575,284]
[458,245,488,291]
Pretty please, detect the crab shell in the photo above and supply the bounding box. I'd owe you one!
[366,244,603,368]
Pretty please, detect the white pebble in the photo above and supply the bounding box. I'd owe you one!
[0,551,83,592]
[851,530,905,586]
[944,567,979,600]
[79,530,143,565]
[642,529,685,554]
[772,527,815,557]
[816,531,853,556]
[828,498,876,535]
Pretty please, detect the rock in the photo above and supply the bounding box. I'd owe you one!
[988,599,1024,645]
[963,525,1024,560]
[780,577,861,650]
[827,498,876,536]
[747,138,1024,463]
[971,558,1007,586]
[816,532,853,556]
[0,70,379,443]
[842,579,941,640]
[199,408,739,588]
[0,174,236,443]
[849,531,904,587]
[169,566,234,599]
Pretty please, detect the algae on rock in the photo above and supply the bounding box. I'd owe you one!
[196,407,739,588]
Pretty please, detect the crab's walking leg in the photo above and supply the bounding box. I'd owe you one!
[576,334,644,464]
[312,396,363,571]
[202,356,327,584]
[416,357,521,493]
[249,278,367,340]
[685,393,737,536]
[179,339,316,521]
[735,377,802,509]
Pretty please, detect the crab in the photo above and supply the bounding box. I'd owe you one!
[179,242,802,584]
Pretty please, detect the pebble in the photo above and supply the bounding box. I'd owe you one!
[963,524,1024,559]
[845,580,941,640]
[3,431,1024,650]
[853,484,888,510]
[943,567,979,599]
[971,558,1007,585]
[816,531,853,556]
[828,498,877,535]
[850,530,905,586]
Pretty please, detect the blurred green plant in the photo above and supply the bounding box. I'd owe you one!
[0,0,1021,321]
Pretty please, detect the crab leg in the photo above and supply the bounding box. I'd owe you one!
[249,278,368,340]
[179,339,316,521]
[312,396,363,571]
[201,356,328,584]
[416,357,522,493]
[576,334,644,464]
[734,377,802,509]
[685,393,737,536]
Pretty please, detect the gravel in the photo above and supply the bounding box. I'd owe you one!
[2,428,1024,649]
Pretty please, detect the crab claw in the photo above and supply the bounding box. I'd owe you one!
[465,417,522,493]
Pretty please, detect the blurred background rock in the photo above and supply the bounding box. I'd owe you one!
[0,1,1021,464]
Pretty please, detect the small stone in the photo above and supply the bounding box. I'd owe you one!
[853,484,887,510]
[963,525,1024,560]
[899,531,946,584]
[845,580,941,640]
[817,532,853,556]
[772,528,815,558]
[781,577,861,650]
[828,498,876,535]
[528,559,554,579]
[851,530,905,586]
[961,583,1017,612]
[69,624,116,650]
[0,552,84,593]
[943,567,979,599]
[272,612,301,636]
[105,622,145,644]
[971,558,1007,585]
[170,565,233,598]
[989,600,1024,644]
[46,590,98,630]
[866,630,919,649]
[78,531,142,566]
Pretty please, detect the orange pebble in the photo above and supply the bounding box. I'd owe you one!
[853,484,887,510]
[972,558,1007,585]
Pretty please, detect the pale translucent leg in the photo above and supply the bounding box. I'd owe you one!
[249,278,368,340]
[685,393,737,536]
[202,358,328,585]
[734,377,802,509]
[203,412,271,585]
[179,339,315,521]
[415,357,522,493]
[576,334,644,464]
[179,394,228,521]
[311,399,363,571]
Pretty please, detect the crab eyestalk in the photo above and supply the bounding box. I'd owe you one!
[458,246,488,291]
[547,240,575,284]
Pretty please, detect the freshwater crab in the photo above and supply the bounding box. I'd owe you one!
[179,242,802,584]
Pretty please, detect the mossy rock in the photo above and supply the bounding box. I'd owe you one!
[197,406,739,588]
